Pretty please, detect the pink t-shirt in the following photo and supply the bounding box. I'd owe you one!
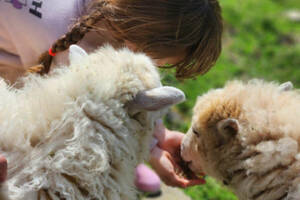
[0,0,89,83]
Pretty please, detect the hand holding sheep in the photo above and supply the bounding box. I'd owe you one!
[150,120,205,187]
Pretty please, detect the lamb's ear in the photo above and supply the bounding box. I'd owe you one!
[69,45,88,65]
[217,118,239,139]
[128,86,185,111]
[279,81,293,92]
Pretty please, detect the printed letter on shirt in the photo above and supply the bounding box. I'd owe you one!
[29,0,42,18]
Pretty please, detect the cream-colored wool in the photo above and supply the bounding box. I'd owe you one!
[0,45,185,200]
[181,80,300,200]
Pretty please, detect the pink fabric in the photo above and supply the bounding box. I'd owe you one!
[135,164,161,192]
[0,0,88,82]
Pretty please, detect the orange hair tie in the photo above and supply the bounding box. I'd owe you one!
[48,48,56,57]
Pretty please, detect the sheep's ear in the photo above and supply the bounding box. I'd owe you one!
[217,118,239,140]
[278,81,293,92]
[69,45,88,65]
[128,86,185,111]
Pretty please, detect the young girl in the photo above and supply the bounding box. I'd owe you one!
[0,0,222,189]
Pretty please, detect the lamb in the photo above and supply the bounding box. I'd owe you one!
[0,45,185,200]
[181,80,300,200]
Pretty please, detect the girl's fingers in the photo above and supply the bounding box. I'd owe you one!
[183,178,206,187]
[150,145,206,188]
[167,153,206,188]
[166,171,205,188]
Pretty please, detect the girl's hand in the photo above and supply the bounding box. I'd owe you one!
[150,146,205,188]
[149,120,205,188]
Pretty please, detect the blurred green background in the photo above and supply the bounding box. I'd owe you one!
[160,0,300,199]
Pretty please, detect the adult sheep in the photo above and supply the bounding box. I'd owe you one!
[181,80,300,200]
[0,45,185,200]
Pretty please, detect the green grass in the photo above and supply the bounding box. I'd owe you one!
[184,177,237,200]
[161,0,300,199]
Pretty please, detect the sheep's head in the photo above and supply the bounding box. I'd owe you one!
[67,44,186,114]
[67,45,186,162]
[181,80,295,186]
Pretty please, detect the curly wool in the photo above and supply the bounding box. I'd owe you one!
[181,80,300,200]
[0,45,166,200]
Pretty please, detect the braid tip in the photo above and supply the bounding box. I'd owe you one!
[26,65,44,74]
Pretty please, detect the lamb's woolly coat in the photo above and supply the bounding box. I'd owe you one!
[0,45,184,200]
[181,80,300,200]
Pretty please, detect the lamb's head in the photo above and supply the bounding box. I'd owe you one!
[180,84,242,182]
[181,80,296,187]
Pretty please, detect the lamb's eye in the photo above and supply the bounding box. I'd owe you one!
[192,128,200,137]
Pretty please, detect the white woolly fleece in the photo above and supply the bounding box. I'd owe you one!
[0,45,170,200]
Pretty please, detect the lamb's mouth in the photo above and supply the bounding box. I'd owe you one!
[176,160,205,179]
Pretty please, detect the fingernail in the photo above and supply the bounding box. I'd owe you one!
[182,181,189,188]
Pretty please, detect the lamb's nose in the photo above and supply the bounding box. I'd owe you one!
[180,144,191,162]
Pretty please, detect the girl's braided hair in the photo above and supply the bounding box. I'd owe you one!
[28,1,109,74]
[28,0,223,79]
